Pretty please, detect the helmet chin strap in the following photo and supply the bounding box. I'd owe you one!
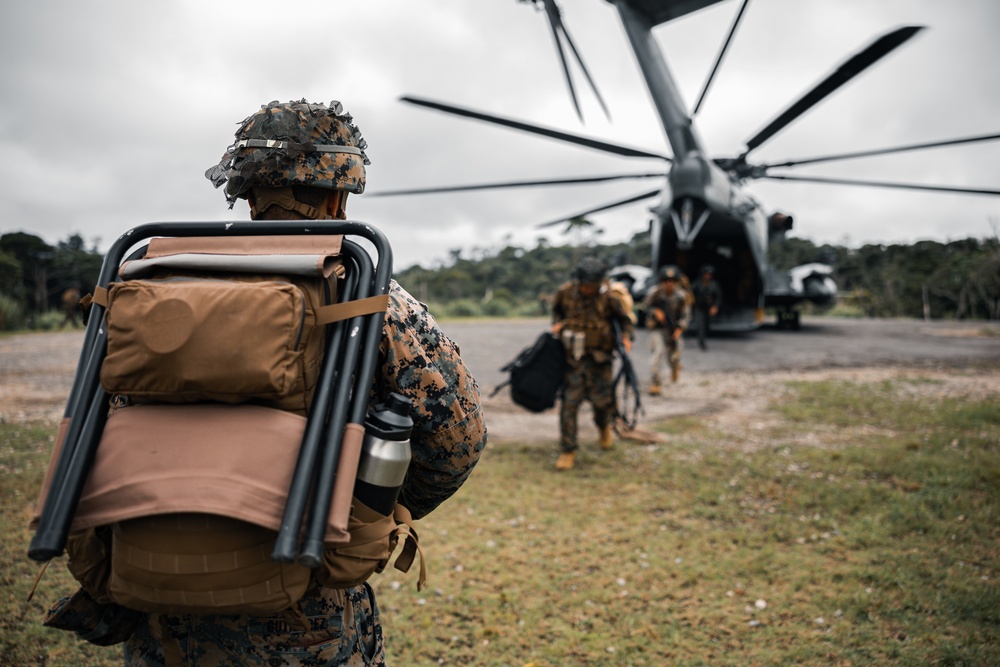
[250,187,344,220]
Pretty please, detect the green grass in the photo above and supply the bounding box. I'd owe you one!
[2,376,998,666]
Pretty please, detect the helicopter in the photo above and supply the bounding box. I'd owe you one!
[372,0,1000,331]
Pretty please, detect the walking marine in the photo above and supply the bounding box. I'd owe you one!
[550,256,634,470]
[35,99,487,666]
[642,265,691,394]
[691,264,722,350]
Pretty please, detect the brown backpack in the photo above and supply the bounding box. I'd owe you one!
[40,234,419,616]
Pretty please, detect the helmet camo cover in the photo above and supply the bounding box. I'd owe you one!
[206,99,370,208]
[573,256,607,284]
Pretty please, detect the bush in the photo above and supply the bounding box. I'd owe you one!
[440,299,482,318]
[0,294,24,331]
[32,310,74,331]
[480,298,515,317]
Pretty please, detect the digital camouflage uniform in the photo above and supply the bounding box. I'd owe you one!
[110,282,487,666]
[642,283,691,386]
[551,280,634,453]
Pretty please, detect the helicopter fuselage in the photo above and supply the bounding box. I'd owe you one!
[616,0,768,330]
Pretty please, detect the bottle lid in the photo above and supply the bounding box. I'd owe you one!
[365,392,414,439]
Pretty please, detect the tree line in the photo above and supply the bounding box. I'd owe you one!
[399,231,999,321]
[0,232,103,330]
[1,228,997,330]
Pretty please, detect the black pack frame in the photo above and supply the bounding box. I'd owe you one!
[28,220,393,569]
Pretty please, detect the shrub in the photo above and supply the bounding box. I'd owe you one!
[0,294,24,331]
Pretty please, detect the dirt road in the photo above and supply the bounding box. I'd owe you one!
[2,318,998,446]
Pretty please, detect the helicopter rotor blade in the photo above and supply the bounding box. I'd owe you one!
[369,172,664,197]
[400,96,671,160]
[543,0,612,121]
[535,188,663,228]
[742,25,924,158]
[762,173,1000,197]
[692,0,750,116]
[539,0,584,121]
[758,132,1000,170]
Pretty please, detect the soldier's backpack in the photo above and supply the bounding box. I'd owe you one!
[492,332,567,412]
[31,220,421,618]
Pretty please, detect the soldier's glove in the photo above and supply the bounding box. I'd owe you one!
[43,587,146,646]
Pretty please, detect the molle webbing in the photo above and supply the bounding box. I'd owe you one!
[558,287,614,351]
[109,514,311,615]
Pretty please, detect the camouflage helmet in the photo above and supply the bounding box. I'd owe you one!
[205,99,370,208]
[658,265,681,282]
[572,256,607,284]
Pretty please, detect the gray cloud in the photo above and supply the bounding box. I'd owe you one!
[1,0,997,271]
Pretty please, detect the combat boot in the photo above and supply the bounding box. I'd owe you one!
[555,452,576,470]
[649,383,661,396]
[598,425,614,450]
[671,364,681,383]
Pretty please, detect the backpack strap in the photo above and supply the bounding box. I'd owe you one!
[315,295,390,325]
[391,504,427,591]
[90,286,109,308]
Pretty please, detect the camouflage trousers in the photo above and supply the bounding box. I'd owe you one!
[559,355,615,452]
[123,583,383,666]
[648,329,682,386]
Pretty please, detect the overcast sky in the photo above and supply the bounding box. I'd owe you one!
[2,0,998,271]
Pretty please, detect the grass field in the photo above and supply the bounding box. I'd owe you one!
[2,374,998,666]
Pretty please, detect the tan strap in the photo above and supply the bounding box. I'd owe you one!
[392,504,427,591]
[94,284,385,326]
[315,295,390,325]
[327,424,365,543]
[150,615,184,667]
[91,286,108,308]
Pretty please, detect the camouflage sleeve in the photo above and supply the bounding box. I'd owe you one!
[609,291,635,340]
[375,282,487,520]
[677,291,692,330]
[640,286,658,311]
[551,283,569,324]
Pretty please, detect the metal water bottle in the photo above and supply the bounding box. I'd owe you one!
[354,392,414,515]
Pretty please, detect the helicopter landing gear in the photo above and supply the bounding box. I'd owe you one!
[776,309,801,330]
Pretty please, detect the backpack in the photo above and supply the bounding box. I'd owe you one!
[31,221,418,616]
[493,332,567,412]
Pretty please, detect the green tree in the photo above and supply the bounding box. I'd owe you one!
[50,233,103,305]
[0,232,53,315]
[0,249,21,298]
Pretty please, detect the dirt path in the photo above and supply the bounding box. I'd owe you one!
[2,321,998,448]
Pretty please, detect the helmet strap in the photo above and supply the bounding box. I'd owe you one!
[249,187,323,220]
[325,190,348,220]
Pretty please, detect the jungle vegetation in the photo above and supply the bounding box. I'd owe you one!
[1,226,997,329]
